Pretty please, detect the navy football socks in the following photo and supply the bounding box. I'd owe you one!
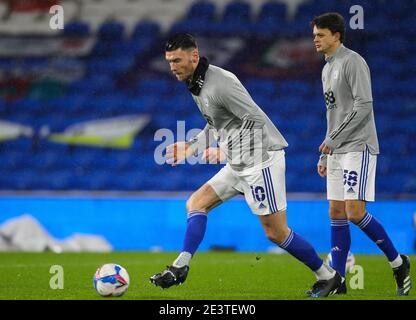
[356,212,399,262]
[182,210,208,255]
[330,219,351,278]
[279,229,324,272]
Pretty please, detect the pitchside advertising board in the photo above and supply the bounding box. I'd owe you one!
[0,196,414,254]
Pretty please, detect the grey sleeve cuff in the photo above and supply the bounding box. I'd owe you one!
[323,137,337,151]
[318,153,328,167]
[186,139,205,156]
[186,125,214,156]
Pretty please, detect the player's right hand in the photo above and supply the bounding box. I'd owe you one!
[166,142,193,166]
[317,165,327,177]
[202,147,226,164]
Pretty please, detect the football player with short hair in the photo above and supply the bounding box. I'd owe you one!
[150,33,342,297]
[312,12,411,296]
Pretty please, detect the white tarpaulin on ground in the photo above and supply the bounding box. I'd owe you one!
[0,214,112,252]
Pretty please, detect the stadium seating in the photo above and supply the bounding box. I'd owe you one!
[0,0,415,194]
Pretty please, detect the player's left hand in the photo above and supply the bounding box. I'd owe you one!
[319,142,333,155]
[166,142,192,166]
[317,165,327,177]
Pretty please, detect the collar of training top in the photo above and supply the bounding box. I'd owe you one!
[187,57,209,96]
[325,44,345,63]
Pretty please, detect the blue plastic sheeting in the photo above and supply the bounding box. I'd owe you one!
[0,196,414,254]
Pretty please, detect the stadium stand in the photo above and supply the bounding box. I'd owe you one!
[0,0,415,195]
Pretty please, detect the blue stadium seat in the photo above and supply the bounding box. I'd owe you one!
[135,79,171,95]
[289,1,318,34]
[44,170,73,190]
[183,113,206,130]
[87,56,133,75]
[378,174,408,194]
[47,94,88,116]
[223,1,251,23]
[0,58,15,72]
[398,157,416,173]
[91,41,117,57]
[214,1,252,35]
[274,95,306,116]
[112,40,145,57]
[67,75,114,95]
[1,138,33,152]
[398,117,416,136]
[372,75,395,97]
[151,113,178,131]
[7,169,40,190]
[391,80,415,98]
[170,20,213,35]
[255,95,273,112]
[171,1,217,35]
[172,81,188,94]
[279,80,311,97]
[22,58,49,71]
[133,94,163,111]
[98,21,125,40]
[212,20,251,36]
[27,151,60,171]
[131,21,161,39]
[1,151,23,171]
[0,97,6,113]
[63,21,90,37]
[244,78,276,97]
[311,0,347,14]
[8,98,40,115]
[168,94,195,114]
[186,1,216,22]
[109,152,135,172]
[252,2,287,35]
[404,177,416,193]
[83,94,125,115]
[68,150,98,170]
[69,173,110,190]
[37,113,67,132]
[108,173,135,191]
[122,96,156,113]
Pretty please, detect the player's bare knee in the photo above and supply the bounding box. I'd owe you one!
[346,210,365,224]
[329,201,346,219]
[329,208,347,219]
[345,201,366,224]
[185,196,193,212]
[186,194,208,213]
[265,229,278,244]
[265,227,289,245]
[346,209,364,224]
[186,183,222,213]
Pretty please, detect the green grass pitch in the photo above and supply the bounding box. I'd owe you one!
[0,252,414,300]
